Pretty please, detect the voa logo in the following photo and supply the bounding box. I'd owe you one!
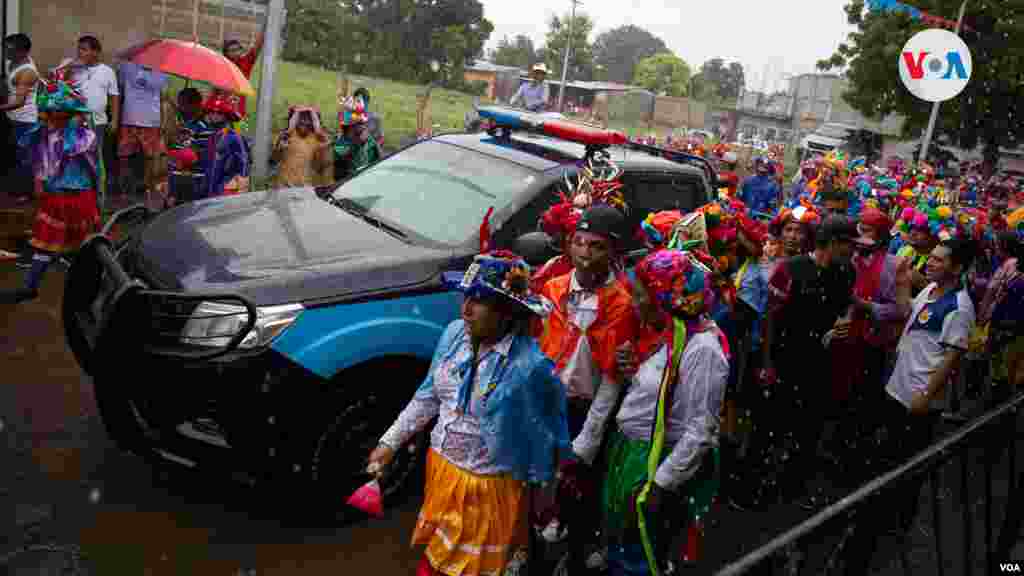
[898,28,972,103]
[1001,563,1022,572]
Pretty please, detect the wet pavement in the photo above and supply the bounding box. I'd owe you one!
[2,201,1023,573]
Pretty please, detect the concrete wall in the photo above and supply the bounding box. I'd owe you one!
[463,69,496,100]
[23,0,153,73]
[652,96,706,129]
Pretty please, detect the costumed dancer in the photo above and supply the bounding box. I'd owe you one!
[2,74,100,304]
[830,207,911,485]
[538,204,635,574]
[369,251,570,576]
[334,95,381,181]
[605,249,729,575]
[200,92,250,198]
[739,157,779,217]
[722,208,769,496]
[718,152,740,198]
[271,105,332,188]
[531,198,582,295]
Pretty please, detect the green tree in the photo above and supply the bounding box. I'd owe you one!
[592,25,668,84]
[634,52,692,97]
[692,58,746,103]
[490,34,536,69]
[540,12,596,82]
[818,0,1024,163]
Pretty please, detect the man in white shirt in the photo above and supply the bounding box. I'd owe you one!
[844,237,976,574]
[1,34,39,204]
[509,63,550,112]
[58,35,120,206]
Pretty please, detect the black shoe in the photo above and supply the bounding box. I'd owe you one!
[0,287,38,304]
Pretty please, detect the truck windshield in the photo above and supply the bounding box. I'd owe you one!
[330,141,539,246]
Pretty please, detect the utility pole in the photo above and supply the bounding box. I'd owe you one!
[918,0,968,165]
[251,0,285,183]
[557,0,582,113]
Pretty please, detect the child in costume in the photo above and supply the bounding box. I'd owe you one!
[606,249,729,575]
[334,95,381,181]
[370,251,570,576]
[199,92,250,198]
[2,75,100,304]
[271,105,332,189]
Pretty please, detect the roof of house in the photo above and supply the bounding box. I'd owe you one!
[529,78,642,92]
[466,60,527,74]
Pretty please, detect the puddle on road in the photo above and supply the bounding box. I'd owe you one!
[75,505,423,574]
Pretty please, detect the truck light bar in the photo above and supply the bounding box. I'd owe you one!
[478,106,627,147]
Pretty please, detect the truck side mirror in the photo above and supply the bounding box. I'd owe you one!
[513,231,557,267]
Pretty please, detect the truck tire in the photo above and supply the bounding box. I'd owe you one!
[308,360,429,509]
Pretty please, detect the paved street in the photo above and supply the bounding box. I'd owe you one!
[2,255,1023,574]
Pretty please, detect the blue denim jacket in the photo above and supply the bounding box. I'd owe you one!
[413,320,571,484]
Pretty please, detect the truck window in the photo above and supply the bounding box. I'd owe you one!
[620,174,706,252]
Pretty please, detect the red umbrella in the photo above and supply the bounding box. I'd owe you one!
[114,38,256,97]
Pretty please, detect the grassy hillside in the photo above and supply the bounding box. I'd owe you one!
[255,60,478,150]
[169,59,479,151]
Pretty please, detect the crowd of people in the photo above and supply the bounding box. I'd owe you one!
[6,29,1024,573]
[1,30,389,297]
[364,142,1023,575]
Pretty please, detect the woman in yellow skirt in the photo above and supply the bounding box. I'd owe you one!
[369,250,571,576]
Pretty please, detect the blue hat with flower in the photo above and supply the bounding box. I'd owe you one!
[442,250,547,316]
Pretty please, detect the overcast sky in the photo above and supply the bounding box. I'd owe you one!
[480,0,856,93]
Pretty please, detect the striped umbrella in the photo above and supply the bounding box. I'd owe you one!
[114,38,255,97]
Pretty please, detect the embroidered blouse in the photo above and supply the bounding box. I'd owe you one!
[616,332,729,491]
[380,320,570,483]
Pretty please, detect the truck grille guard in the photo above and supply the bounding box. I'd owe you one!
[64,205,259,374]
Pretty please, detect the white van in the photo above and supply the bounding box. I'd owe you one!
[799,123,858,161]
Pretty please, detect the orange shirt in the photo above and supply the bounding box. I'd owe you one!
[539,272,634,380]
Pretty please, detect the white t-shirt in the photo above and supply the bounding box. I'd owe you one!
[66,61,119,125]
[118,62,166,128]
[886,282,975,410]
[5,58,38,123]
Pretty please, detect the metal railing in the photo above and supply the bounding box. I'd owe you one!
[715,389,1024,575]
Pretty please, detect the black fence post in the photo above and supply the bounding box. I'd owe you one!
[929,465,946,576]
[960,446,973,575]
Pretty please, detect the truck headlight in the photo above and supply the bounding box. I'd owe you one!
[180,302,304,349]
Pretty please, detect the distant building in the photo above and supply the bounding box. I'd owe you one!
[464,60,528,102]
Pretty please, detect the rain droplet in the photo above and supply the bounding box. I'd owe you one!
[89,488,101,503]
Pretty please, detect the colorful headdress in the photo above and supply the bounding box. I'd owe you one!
[635,249,714,318]
[35,76,90,115]
[340,95,369,127]
[540,197,583,241]
[202,92,241,121]
[639,210,683,248]
[896,202,957,240]
[770,203,821,236]
[442,250,546,316]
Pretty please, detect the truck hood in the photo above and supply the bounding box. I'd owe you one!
[132,188,456,306]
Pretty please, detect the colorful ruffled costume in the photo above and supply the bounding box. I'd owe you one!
[200,93,250,198]
[334,95,381,181]
[2,75,101,303]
